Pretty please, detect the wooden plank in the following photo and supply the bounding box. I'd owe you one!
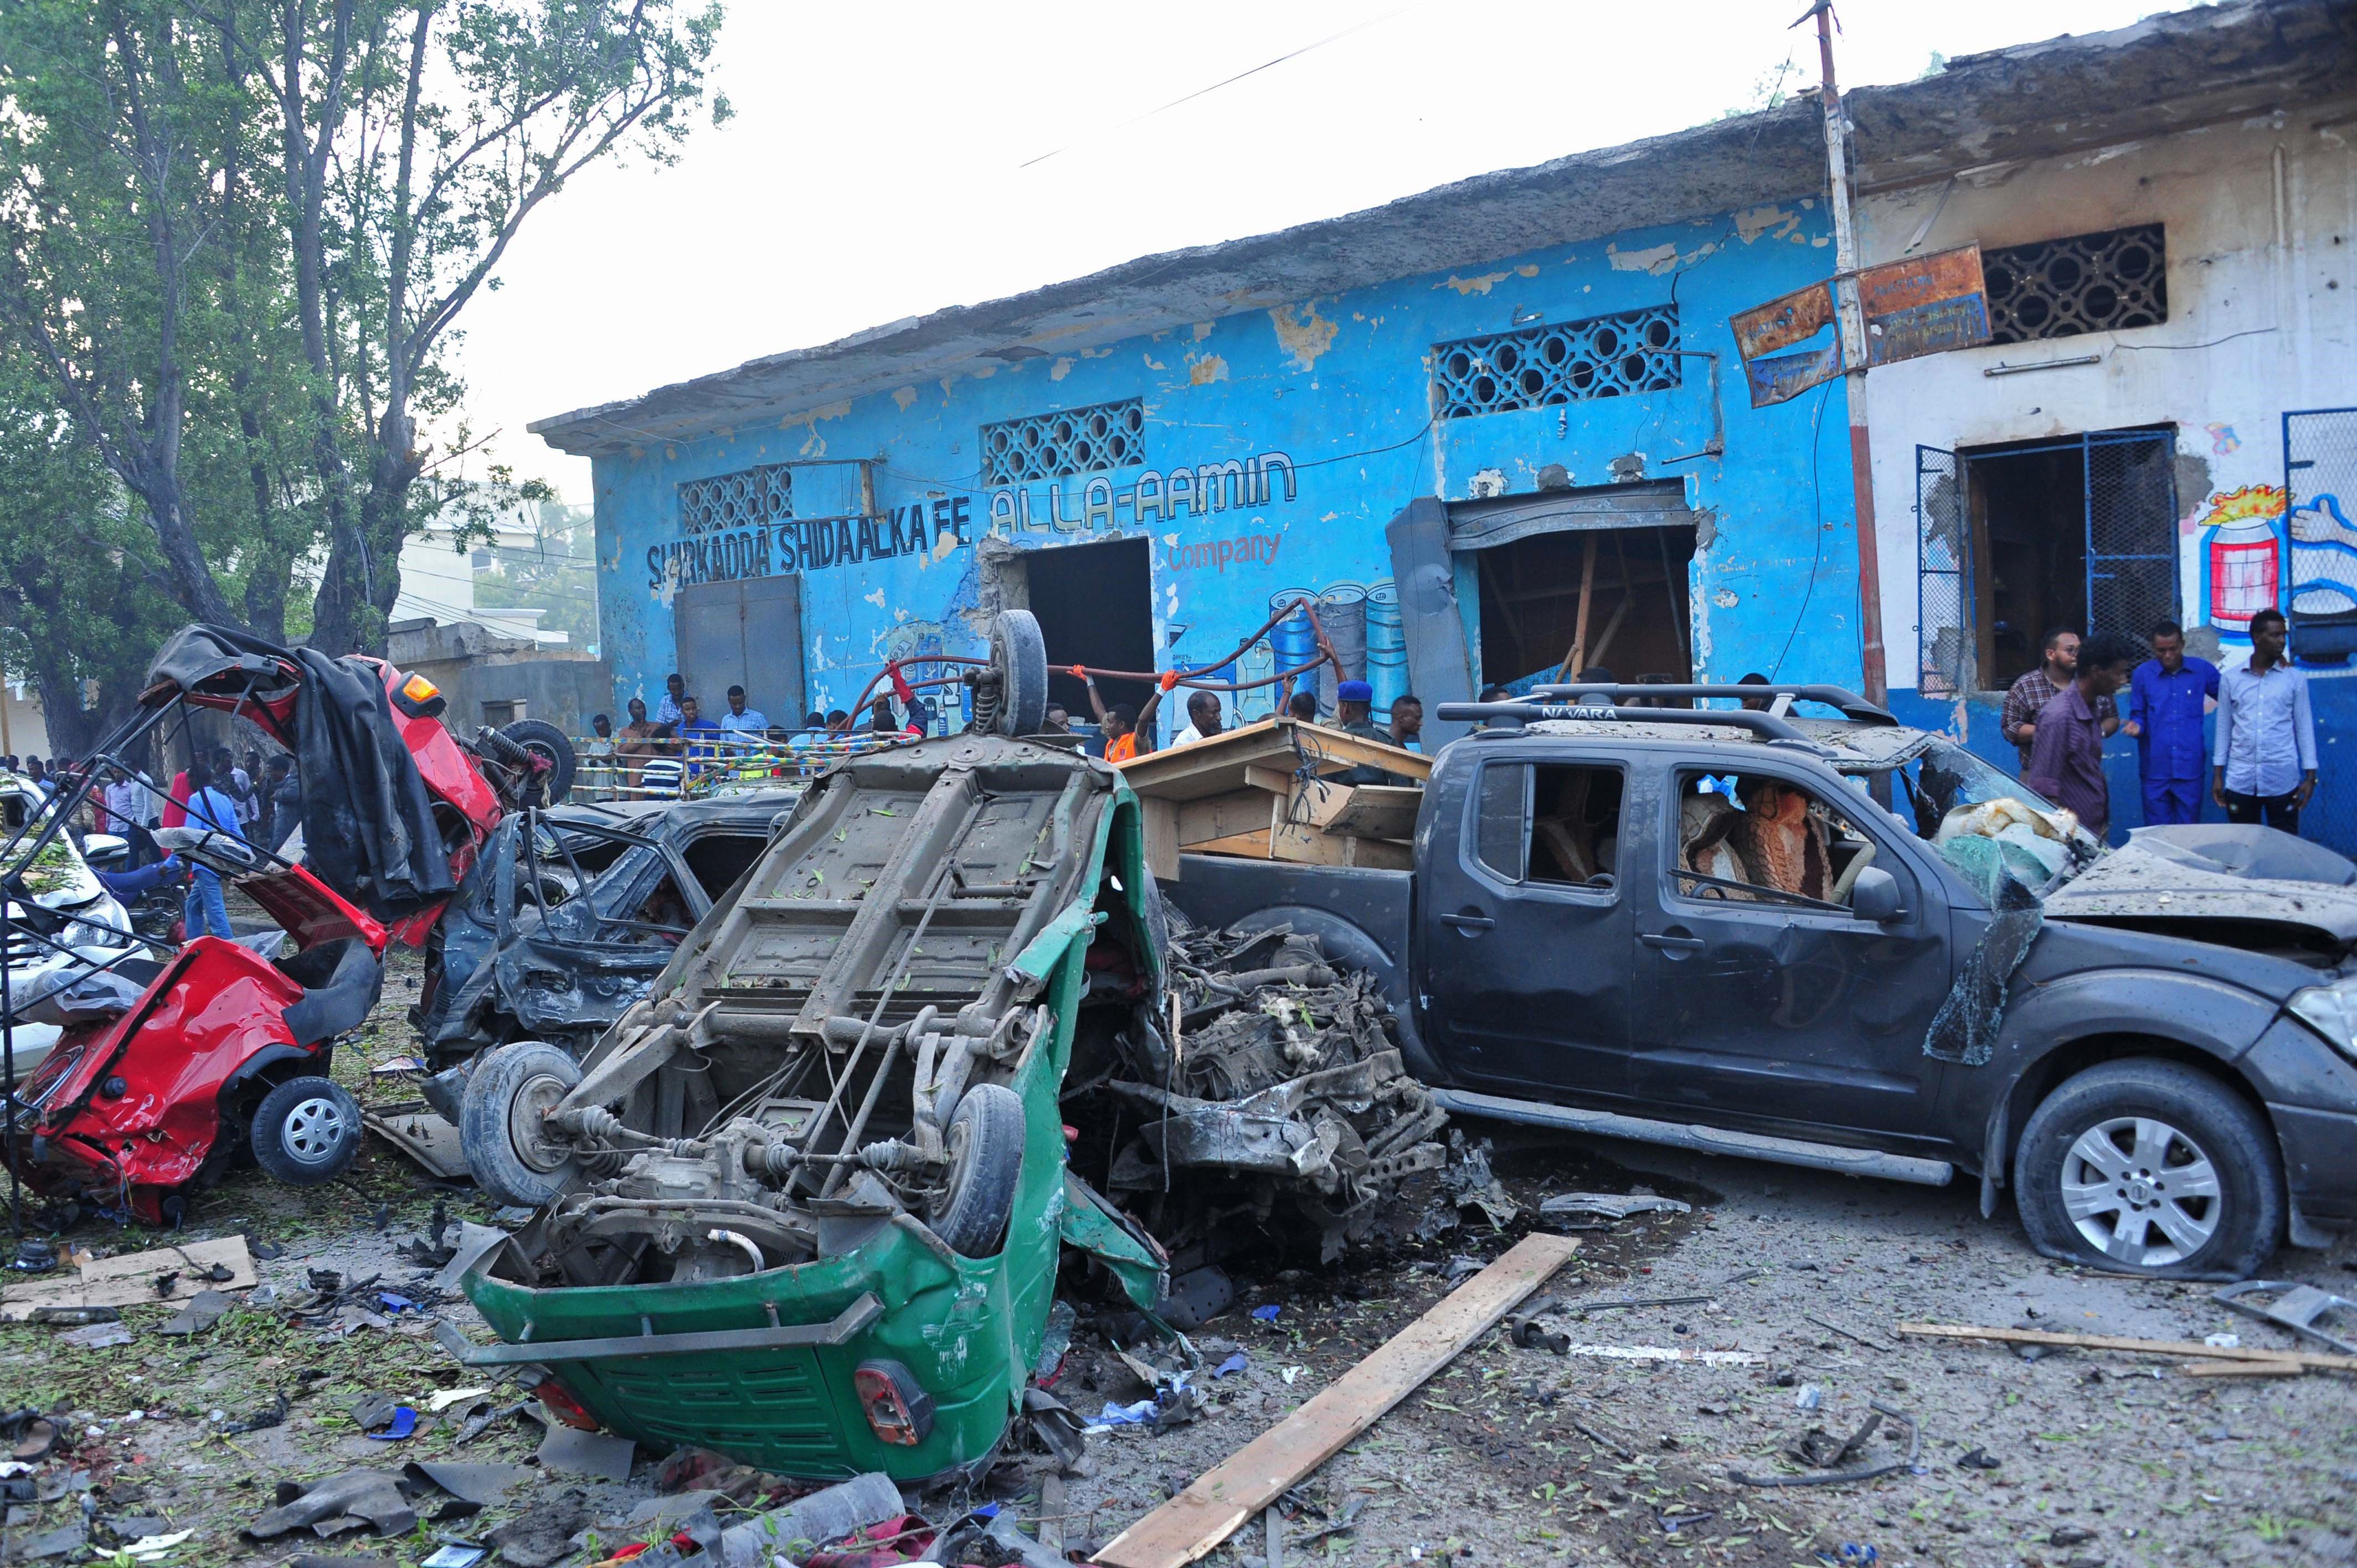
[1344,837,1413,870]
[1,1236,256,1322]
[1093,1232,1579,1568]
[1321,785,1422,840]
[1895,1323,2353,1372]
[1560,532,1599,680]
[1141,797,1180,883]
[1177,790,1279,847]
[1118,719,1429,803]
[2182,1359,2304,1378]
[1189,828,1273,859]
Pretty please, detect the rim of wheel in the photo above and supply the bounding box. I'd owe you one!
[2060,1115,2224,1267]
[508,1071,575,1173]
[282,1097,349,1165]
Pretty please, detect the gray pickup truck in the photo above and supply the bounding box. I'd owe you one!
[1160,684,2357,1281]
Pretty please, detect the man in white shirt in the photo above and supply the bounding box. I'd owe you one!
[1170,689,1226,748]
[2212,608,2318,834]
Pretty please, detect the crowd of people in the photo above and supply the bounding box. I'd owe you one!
[2003,612,2317,841]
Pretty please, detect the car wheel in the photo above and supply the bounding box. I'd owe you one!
[990,610,1048,738]
[250,1076,364,1187]
[928,1083,1026,1256]
[460,1041,583,1209]
[2013,1059,2283,1281]
[501,719,576,804]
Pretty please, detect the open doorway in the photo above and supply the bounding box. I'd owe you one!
[1948,427,2178,692]
[1014,537,1156,723]
[1473,525,1695,693]
[1965,441,2087,690]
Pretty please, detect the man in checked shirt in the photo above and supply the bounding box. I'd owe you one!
[2004,627,2119,772]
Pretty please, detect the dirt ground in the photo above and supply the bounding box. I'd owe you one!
[3,932,2355,1568]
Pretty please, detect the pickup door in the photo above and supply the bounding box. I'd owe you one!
[1417,746,1639,1100]
[1628,756,1954,1139]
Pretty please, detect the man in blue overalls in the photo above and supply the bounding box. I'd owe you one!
[2122,619,2219,827]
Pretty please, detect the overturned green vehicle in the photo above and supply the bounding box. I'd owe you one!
[443,710,1171,1482]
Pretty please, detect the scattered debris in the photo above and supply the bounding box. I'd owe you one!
[1438,1134,1517,1230]
[536,1425,635,1482]
[0,1237,254,1322]
[1728,1402,1922,1488]
[56,1322,133,1350]
[1537,1192,1692,1225]
[156,1289,234,1338]
[1805,1313,1895,1353]
[485,1494,591,1568]
[246,1470,417,1540]
[2215,1279,2357,1355]
[1955,1447,2002,1470]
[1094,1232,1578,1568]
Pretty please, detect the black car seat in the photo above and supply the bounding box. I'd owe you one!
[277,938,384,1048]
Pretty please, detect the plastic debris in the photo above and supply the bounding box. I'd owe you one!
[1251,1304,1281,1322]
[363,1406,419,1442]
[426,1386,493,1414]
[156,1290,233,1338]
[245,1469,417,1540]
[58,1323,133,1350]
[2203,1332,2240,1349]
[120,1529,194,1562]
[419,1545,486,1568]
[1538,1193,1693,1224]
[1795,1384,1823,1410]
[536,1423,635,1482]
[1214,1351,1250,1379]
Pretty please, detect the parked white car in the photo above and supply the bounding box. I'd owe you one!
[2,772,135,1077]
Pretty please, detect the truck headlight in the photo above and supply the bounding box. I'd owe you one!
[2287,982,2357,1060]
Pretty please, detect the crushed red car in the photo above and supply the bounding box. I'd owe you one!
[2,625,572,1221]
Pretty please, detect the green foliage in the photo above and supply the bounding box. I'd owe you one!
[0,0,726,672]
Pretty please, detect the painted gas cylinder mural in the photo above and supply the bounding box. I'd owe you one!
[2198,484,2288,639]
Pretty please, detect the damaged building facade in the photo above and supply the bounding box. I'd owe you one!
[537,2,2357,844]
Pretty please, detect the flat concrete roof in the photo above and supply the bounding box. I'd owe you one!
[533,0,2355,458]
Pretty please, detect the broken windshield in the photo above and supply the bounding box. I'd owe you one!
[1838,734,2102,901]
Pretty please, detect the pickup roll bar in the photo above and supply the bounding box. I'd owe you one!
[1521,683,1895,725]
[1433,701,1827,749]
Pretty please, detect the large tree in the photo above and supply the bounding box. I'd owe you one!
[244,0,725,655]
[0,0,724,661]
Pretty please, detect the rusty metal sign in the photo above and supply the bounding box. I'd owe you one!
[1859,244,1990,367]
[1729,245,1990,408]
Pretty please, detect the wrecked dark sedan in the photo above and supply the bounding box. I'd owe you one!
[414,791,795,1071]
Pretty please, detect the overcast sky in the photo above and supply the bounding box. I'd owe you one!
[454,0,2166,501]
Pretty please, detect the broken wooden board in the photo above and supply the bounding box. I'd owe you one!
[1268,817,1412,869]
[1896,1322,2355,1373]
[1093,1231,1579,1568]
[1318,785,1422,840]
[1,1235,256,1322]
[1115,718,1429,803]
[364,1102,471,1180]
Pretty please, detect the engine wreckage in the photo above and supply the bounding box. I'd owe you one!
[443,616,1449,1479]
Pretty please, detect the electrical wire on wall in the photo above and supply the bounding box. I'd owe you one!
[1767,379,1837,682]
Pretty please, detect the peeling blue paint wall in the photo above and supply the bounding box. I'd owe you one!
[589,199,1862,738]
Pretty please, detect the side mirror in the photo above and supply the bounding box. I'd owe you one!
[83,833,130,869]
[1849,865,1906,924]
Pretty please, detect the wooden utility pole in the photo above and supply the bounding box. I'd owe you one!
[1808,1,1888,704]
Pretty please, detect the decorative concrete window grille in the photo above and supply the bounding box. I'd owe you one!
[678,463,793,534]
[1433,306,1681,419]
[1983,224,2166,345]
[980,399,1147,484]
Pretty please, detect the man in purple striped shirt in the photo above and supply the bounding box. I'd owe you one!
[2026,632,2142,839]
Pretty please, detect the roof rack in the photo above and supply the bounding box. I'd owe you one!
[1432,700,1828,750]
[1521,683,1895,725]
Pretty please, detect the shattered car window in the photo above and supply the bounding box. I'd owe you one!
[1838,735,2098,900]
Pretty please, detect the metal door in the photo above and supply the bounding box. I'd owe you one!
[675,575,806,724]
[2286,407,2357,661]
[1417,752,1636,1100]
[2085,430,2179,641]
[1916,446,1970,695]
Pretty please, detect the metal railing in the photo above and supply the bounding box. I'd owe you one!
[572,729,914,801]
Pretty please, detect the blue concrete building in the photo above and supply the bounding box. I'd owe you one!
[536,2,2351,840]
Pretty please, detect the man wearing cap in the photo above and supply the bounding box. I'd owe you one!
[1334,680,1412,785]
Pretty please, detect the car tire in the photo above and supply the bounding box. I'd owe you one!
[2013,1058,2283,1281]
[250,1076,364,1186]
[928,1082,1026,1256]
[501,719,576,804]
[991,610,1048,738]
[461,1041,583,1209]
